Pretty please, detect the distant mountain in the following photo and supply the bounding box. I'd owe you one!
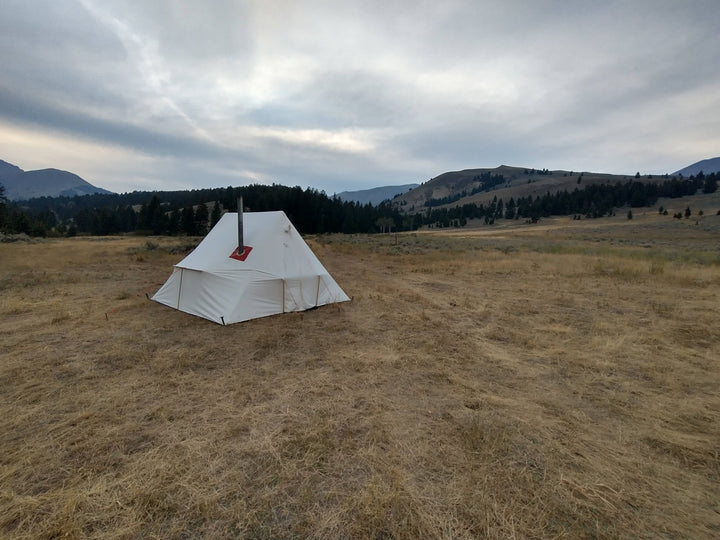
[673,157,720,177]
[0,159,23,180]
[392,165,656,211]
[336,183,419,206]
[0,159,113,200]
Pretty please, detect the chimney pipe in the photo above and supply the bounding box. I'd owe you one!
[237,196,244,253]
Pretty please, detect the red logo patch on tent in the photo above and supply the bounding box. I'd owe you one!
[229,246,253,261]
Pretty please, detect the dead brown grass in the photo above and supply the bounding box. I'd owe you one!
[1,215,720,538]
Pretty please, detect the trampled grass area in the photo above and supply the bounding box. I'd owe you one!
[1,214,719,538]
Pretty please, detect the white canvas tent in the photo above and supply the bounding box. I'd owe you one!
[152,211,350,324]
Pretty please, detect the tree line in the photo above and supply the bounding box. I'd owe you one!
[0,172,717,237]
[0,184,401,237]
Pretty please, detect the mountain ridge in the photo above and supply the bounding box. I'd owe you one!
[392,165,692,212]
[0,159,113,200]
[336,183,419,206]
[673,157,720,177]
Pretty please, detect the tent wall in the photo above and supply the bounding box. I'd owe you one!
[152,267,182,309]
[283,276,319,312]
[226,278,284,324]
[176,269,237,324]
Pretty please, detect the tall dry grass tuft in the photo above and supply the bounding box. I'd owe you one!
[1,220,720,538]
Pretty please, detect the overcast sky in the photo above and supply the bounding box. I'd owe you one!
[1,0,718,194]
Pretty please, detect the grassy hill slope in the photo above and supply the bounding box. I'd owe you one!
[394,165,667,212]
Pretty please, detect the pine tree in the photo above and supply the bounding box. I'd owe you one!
[703,174,718,194]
[181,206,196,235]
[167,209,180,235]
[210,202,222,227]
[0,183,6,230]
[194,203,209,234]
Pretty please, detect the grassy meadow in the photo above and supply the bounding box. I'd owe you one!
[1,209,719,538]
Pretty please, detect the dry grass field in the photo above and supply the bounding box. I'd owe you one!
[1,210,720,538]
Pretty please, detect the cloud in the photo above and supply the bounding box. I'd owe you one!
[0,0,718,192]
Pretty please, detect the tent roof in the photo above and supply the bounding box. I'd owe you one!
[177,211,327,278]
